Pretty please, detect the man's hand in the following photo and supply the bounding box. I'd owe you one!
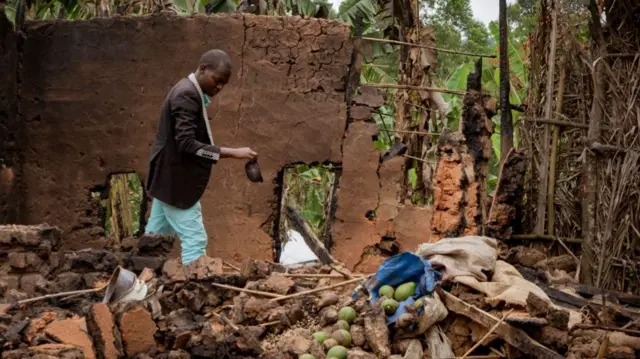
[221,147,258,160]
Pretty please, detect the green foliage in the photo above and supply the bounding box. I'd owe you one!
[282,164,336,240]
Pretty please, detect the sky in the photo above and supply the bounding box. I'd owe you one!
[329,0,514,26]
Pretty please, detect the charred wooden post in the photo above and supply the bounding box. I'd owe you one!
[499,0,514,161]
[486,148,527,239]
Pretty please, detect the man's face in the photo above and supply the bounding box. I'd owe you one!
[200,66,230,97]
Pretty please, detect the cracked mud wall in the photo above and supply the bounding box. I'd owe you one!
[0,13,19,223]
[10,14,352,263]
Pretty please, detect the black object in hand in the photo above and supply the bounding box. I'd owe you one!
[245,159,263,183]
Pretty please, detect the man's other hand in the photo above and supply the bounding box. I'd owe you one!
[232,147,257,160]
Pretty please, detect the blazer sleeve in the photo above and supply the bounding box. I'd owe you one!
[171,90,221,163]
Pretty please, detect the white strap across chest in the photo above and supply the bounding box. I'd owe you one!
[188,73,215,146]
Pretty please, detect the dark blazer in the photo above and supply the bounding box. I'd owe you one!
[146,78,221,209]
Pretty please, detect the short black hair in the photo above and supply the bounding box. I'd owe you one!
[199,49,232,77]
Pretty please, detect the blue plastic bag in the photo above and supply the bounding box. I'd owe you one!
[352,252,440,325]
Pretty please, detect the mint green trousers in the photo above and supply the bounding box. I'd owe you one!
[144,198,207,265]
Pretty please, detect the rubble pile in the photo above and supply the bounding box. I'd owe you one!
[2,225,640,359]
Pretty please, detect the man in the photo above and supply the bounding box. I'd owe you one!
[145,49,257,265]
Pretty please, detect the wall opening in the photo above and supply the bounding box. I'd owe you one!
[91,172,146,243]
[275,163,339,266]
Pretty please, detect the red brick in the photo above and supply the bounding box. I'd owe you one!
[45,317,96,359]
[89,303,119,359]
[118,306,157,356]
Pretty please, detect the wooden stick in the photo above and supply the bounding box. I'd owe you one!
[283,273,367,279]
[460,309,514,359]
[362,83,467,96]
[269,275,371,303]
[16,285,107,306]
[522,117,589,129]
[259,320,281,327]
[547,61,567,236]
[210,282,283,299]
[596,333,609,359]
[554,236,580,263]
[571,323,640,336]
[438,288,564,359]
[211,312,264,353]
[535,0,558,235]
[508,234,583,244]
[223,260,240,272]
[361,36,497,58]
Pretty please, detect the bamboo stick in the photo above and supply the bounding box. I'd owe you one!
[268,275,371,303]
[222,260,240,272]
[361,36,497,58]
[508,234,583,244]
[547,61,567,236]
[535,1,559,235]
[362,83,467,96]
[522,117,589,129]
[460,309,514,359]
[16,285,107,306]
[283,273,367,279]
[210,282,283,299]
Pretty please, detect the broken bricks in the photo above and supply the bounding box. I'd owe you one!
[117,305,158,357]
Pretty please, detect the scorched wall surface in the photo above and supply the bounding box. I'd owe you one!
[16,14,352,262]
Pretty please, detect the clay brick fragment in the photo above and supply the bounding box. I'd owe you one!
[118,305,157,357]
[45,317,96,359]
[89,303,119,359]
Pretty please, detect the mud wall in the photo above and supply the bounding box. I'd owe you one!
[0,13,19,223]
[8,14,352,262]
[1,13,433,268]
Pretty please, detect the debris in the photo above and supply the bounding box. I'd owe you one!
[118,305,157,357]
[45,317,96,359]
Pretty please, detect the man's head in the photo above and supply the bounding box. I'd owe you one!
[195,49,232,97]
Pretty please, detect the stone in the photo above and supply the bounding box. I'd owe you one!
[83,272,110,289]
[183,256,224,280]
[24,312,58,343]
[89,303,119,359]
[45,318,96,359]
[277,328,311,355]
[20,274,48,294]
[2,344,84,359]
[259,274,295,295]
[535,255,577,272]
[138,234,175,255]
[317,292,339,309]
[350,105,373,121]
[347,349,378,359]
[526,292,550,318]
[63,249,119,273]
[55,272,84,292]
[0,225,62,249]
[162,259,187,282]
[118,306,157,357]
[4,289,28,302]
[129,255,166,272]
[547,308,570,331]
[166,349,191,359]
[353,87,385,108]
[350,324,366,347]
[120,237,138,251]
[8,251,43,272]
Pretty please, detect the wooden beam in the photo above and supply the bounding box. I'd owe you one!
[361,36,497,58]
[438,289,564,359]
[361,83,467,96]
[507,234,583,244]
[522,117,589,129]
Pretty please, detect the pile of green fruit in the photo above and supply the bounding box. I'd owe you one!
[377,282,423,316]
[298,306,358,359]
